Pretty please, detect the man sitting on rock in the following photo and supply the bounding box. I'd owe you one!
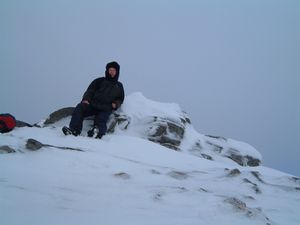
[62,61,125,139]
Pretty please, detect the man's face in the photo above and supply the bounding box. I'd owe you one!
[108,68,117,77]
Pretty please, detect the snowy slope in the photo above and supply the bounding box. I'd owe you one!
[1,93,299,225]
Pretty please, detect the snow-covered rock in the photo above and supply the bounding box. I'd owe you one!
[1,92,299,225]
[40,92,262,167]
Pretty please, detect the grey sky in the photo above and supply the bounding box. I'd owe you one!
[1,0,299,176]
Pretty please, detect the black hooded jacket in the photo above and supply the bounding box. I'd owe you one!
[82,62,125,112]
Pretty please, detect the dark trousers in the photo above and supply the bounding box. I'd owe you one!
[69,103,111,135]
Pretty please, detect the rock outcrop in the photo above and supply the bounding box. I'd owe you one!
[0,145,16,153]
[39,92,261,167]
[188,135,261,167]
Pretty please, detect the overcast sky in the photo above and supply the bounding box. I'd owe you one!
[1,0,299,176]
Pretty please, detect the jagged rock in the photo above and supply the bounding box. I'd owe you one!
[246,156,261,167]
[153,192,163,201]
[147,117,185,151]
[201,153,213,160]
[251,171,265,183]
[194,141,203,149]
[205,135,227,141]
[107,113,130,133]
[291,177,300,184]
[167,121,185,138]
[151,135,181,150]
[151,169,161,175]
[167,171,189,180]
[243,178,262,194]
[189,137,261,167]
[244,195,256,200]
[108,113,189,150]
[226,149,261,167]
[226,153,244,166]
[224,197,247,211]
[198,187,209,192]
[183,116,191,124]
[26,139,43,151]
[16,120,33,128]
[44,107,74,125]
[189,141,214,160]
[228,168,241,177]
[0,145,16,153]
[42,106,186,151]
[114,172,131,179]
[206,141,223,153]
[195,137,262,167]
[224,197,272,224]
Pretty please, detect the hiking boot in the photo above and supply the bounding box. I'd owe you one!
[62,126,80,136]
[87,127,97,138]
[95,134,103,139]
[87,128,94,137]
[87,127,101,138]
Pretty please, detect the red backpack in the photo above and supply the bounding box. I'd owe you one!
[0,114,16,133]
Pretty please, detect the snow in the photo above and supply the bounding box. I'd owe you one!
[1,93,299,225]
[121,92,185,122]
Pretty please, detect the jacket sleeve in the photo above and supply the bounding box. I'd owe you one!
[82,78,103,102]
[113,82,125,109]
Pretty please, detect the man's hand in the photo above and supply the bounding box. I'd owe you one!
[82,100,90,104]
[112,102,117,109]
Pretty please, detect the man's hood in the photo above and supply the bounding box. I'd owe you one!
[105,61,120,82]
